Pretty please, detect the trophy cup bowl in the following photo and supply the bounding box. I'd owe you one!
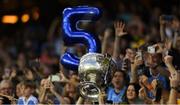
[78,53,113,101]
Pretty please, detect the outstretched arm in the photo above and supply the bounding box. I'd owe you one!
[113,21,127,60]
[168,71,179,104]
[159,16,166,42]
[49,81,67,104]
[76,96,84,105]
[98,91,106,104]
[164,55,176,75]
[130,55,143,83]
[102,28,113,54]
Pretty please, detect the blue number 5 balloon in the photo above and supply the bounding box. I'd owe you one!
[61,6,101,70]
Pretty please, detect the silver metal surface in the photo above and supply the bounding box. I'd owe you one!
[78,53,114,101]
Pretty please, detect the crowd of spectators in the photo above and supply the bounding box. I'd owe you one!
[0,0,179,104]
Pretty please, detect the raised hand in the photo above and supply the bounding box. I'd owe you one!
[59,71,69,83]
[132,54,144,68]
[98,91,106,99]
[168,70,179,104]
[172,18,180,31]
[49,82,56,94]
[153,43,165,53]
[114,21,127,37]
[169,71,179,88]
[139,75,153,91]
[104,28,113,38]
[125,48,136,63]
[159,15,166,26]
[139,87,147,100]
[164,55,173,65]
[151,79,158,90]
[98,91,106,104]
[43,79,51,89]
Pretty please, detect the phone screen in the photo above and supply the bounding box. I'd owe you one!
[137,51,143,60]
[48,75,61,82]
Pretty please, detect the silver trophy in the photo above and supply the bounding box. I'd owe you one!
[78,53,115,101]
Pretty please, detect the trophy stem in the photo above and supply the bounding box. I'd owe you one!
[89,73,96,83]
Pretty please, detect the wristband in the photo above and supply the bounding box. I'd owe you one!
[171,87,178,91]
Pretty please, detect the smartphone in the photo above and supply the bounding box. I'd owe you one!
[48,74,61,82]
[148,46,156,54]
[122,59,129,71]
[136,51,143,60]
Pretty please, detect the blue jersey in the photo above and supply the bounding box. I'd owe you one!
[106,86,126,104]
[17,95,38,105]
[147,74,168,99]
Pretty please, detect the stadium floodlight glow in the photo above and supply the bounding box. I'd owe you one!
[21,14,30,23]
[2,15,18,24]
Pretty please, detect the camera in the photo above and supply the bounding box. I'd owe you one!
[136,51,143,60]
[147,46,156,54]
[48,74,61,82]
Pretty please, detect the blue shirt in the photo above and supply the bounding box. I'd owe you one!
[106,86,126,104]
[53,97,60,105]
[17,95,38,105]
[147,73,168,99]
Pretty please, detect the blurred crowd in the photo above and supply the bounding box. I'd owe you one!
[0,0,180,105]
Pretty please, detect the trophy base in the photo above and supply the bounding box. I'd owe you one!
[79,82,100,101]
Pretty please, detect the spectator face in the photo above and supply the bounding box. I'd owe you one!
[16,84,25,97]
[126,85,137,100]
[17,53,26,69]
[0,82,12,95]
[145,54,161,69]
[112,71,124,89]
[125,49,136,61]
[24,87,33,97]
[69,74,80,87]
[65,83,75,93]
[16,84,21,97]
